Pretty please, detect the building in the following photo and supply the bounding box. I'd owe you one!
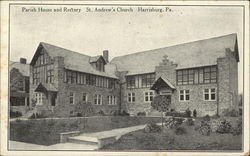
[29,33,239,117]
[29,43,120,117]
[9,58,30,115]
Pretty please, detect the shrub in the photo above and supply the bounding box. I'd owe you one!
[10,111,22,118]
[223,109,238,117]
[97,110,105,116]
[165,117,184,129]
[144,123,161,133]
[198,121,211,136]
[29,113,46,119]
[76,112,82,117]
[120,110,130,116]
[216,119,232,134]
[165,118,178,129]
[231,118,242,135]
[137,112,146,116]
[210,119,220,132]
[175,127,187,135]
[193,109,197,117]
[186,118,194,126]
[202,115,211,121]
[110,110,119,116]
[185,108,191,117]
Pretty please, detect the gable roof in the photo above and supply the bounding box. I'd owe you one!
[111,34,239,75]
[9,61,30,77]
[90,55,107,64]
[31,42,117,79]
[151,76,176,91]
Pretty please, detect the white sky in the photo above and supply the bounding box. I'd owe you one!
[10,5,244,92]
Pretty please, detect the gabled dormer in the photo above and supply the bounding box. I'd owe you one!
[90,56,107,72]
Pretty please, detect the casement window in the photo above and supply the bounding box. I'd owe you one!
[108,95,117,105]
[69,92,75,104]
[82,93,87,102]
[46,65,54,83]
[144,91,154,102]
[35,93,44,105]
[94,94,102,105]
[127,73,155,89]
[204,88,216,101]
[127,76,135,88]
[177,66,217,85]
[179,90,190,101]
[128,93,135,103]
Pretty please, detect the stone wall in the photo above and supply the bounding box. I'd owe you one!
[175,84,218,117]
[217,49,239,115]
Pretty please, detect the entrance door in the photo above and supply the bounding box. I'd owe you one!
[161,95,171,111]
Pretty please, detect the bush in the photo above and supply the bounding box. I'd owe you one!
[223,109,238,117]
[119,110,130,116]
[216,119,232,134]
[29,113,46,119]
[10,111,22,118]
[175,127,187,135]
[144,123,161,133]
[165,117,184,129]
[185,108,191,117]
[186,118,194,126]
[137,112,146,116]
[97,110,105,116]
[231,118,242,135]
[202,115,211,122]
[110,110,119,116]
[193,109,197,117]
[198,121,211,136]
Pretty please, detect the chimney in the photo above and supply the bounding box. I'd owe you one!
[103,50,109,63]
[20,58,27,64]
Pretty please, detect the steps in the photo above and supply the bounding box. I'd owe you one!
[68,135,99,147]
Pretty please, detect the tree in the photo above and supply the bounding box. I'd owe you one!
[151,95,171,127]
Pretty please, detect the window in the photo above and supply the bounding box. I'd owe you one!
[179,90,190,101]
[128,93,135,103]
[35,93,44,105]
[127,76,135,88]
[177,66,217,85]
[82,93,87,102]
[127,73,155,89]
[69,92,75,104]
[46,65,54,83]
[94,94,102,105]
[204,88,216,101]
[108,96,117,105]
[144,91,154,102]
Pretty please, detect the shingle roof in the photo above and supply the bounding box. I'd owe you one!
[9,61,30,77]
[38,42,117,79]
[111,34,239,75]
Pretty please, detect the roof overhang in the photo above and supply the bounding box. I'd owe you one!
[35,83,58,93]
[150,77,176,91]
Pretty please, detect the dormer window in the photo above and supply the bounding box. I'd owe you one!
[90,56,106,72]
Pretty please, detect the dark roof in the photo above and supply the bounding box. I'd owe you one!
[32,42,117,78]
[111,34,239,75]
[9,61,30,77]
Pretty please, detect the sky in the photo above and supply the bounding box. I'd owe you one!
[10,5,244,92]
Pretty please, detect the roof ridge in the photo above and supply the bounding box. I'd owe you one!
[40,42,91,57]
[111,33,237,60]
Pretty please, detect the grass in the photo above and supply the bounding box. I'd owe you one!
[10,116,161,145]
[101,117,242,151]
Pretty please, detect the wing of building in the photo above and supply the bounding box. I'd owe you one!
[25,33,239,117]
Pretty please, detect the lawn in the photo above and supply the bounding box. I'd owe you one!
[10,116,161,145]
[101,117,242,151]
